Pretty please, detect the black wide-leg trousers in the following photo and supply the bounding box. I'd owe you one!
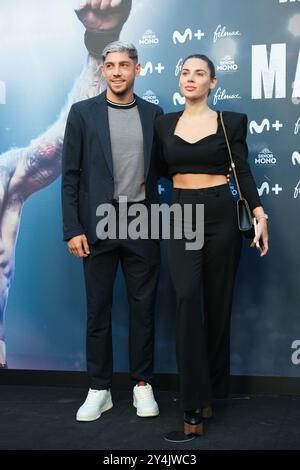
[83,208,160,390]
[167,184,242,410]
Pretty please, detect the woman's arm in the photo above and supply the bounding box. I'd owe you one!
[154,114,171,180]
[230,113,269,256]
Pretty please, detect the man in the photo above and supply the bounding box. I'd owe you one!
[61,41,163,421]
[0,0,132,369]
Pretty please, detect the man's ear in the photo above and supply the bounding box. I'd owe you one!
[135,63,141,76]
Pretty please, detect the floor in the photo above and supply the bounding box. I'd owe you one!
[1,385,300,451]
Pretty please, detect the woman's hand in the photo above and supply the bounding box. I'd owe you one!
[250,218,269,257]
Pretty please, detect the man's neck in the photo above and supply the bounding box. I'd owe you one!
[106,89,135,105]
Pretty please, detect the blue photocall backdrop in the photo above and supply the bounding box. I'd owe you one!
[0,0,299,376]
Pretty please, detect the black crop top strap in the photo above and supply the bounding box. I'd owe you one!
[155,110,261,211]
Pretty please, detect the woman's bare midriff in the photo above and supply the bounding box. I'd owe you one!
[173,173,227,189]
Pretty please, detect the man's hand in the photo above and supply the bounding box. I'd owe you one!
[67,234,90,258]
[75,0,131,32]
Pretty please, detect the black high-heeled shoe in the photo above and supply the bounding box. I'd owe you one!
[184,409,203,436]
[202,405,213,419]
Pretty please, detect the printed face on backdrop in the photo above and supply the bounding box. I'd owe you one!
[179,57,217,100]
[101,51,141,98]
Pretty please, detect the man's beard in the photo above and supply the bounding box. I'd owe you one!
[108,79,134,96]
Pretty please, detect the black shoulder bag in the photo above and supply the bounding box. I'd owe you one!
[220,112,254,239]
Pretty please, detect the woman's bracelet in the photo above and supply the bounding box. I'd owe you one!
[256,214,269,222]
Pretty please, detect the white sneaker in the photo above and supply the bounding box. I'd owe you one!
[133,383,159,417]
[76,388,113,422]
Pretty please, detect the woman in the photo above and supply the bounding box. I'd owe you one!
[155,54,269,436]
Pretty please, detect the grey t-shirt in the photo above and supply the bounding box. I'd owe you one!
[107,99,145,202]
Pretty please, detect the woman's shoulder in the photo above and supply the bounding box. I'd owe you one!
[155,111,182,125]
[219,110,248,135]
[155,111,182,134]
[220,110,247,124]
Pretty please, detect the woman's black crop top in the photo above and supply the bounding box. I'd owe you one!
[155,110,261,211]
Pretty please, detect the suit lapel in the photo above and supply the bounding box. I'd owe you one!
[90,93,154,180]
[90,92,114,176]
[136,96,153,179]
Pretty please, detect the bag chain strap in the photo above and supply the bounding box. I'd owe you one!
[220,111,243,200]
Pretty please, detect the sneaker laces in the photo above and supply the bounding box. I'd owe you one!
[135,384,153,401]
[85,389,103,403]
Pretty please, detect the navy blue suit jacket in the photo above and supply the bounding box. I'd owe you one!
[61,91,163,243]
